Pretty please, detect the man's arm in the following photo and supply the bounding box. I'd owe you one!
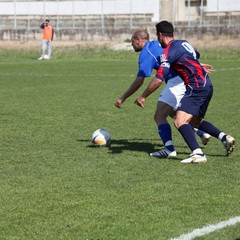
[114,76,145,108]
[51,27,54,41]
[134,77,163,108]
[40,23,45,29]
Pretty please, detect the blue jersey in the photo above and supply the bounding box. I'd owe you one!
[156,40,212,89]
[137,40,177,82]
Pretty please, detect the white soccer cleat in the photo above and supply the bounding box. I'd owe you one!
[200,133,211,145]
[181,153,207,164]
[44,55,49,60]
[150,148,177,158]
[223,135,235,156]
[38,56,44,60]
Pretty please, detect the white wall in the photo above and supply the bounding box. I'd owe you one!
[207,0,240,12]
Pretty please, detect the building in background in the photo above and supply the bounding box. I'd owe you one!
[0,0,240,41]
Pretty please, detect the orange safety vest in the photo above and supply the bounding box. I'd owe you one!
[43,25,53,40]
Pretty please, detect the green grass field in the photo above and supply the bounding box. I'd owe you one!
[0,46,240,240]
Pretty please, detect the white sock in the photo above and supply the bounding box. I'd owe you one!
[218,132,226,141]
[193,148,203,155]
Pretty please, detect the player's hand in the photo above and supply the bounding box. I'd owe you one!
[134,96,145,108]
[114,98,124,108]
[201,63,214,74]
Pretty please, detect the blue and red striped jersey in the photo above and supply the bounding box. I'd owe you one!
[156,40,211,89]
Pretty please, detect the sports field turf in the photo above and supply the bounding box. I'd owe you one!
[0,46,240,239]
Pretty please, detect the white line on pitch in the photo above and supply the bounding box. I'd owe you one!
[171,216,240,240]
[216,67,240,71]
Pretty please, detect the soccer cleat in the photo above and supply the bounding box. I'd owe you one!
[222,135,235,156]
[180,153,207,164]
[44,55,49,60]
[200,133,211,145]
[38,56,44,60]
[150,148,177,158]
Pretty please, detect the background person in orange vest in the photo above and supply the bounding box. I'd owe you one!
[38,19,54,60]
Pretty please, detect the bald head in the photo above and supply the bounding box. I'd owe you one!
[131,29,149,52]
[132,29,149,41]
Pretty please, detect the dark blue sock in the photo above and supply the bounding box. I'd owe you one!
[196,129,205,137]
[198,120,222,139]
[178,124,200,152]
[190,125,204,137]
[158,123,175,152]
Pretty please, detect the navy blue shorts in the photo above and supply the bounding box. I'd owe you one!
[177,84,213,118]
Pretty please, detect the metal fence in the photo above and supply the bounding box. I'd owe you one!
[0,0,240,41]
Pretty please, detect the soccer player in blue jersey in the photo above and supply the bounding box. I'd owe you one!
[115,29,211,158]
[135,21,235,163]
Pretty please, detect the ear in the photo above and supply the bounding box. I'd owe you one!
[135,39,141,45]
[156,32,160,38]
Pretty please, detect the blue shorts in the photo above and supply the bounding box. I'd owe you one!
[177,84,213,118]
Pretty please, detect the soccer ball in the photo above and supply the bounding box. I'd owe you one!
[92,129,111,146]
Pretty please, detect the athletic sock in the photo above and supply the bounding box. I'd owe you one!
[219,133,227,142]
[178,124,201,152]
[198,120,223,139]
[193,127,204,137]
[193,148,204,155]
[158,123,175,152]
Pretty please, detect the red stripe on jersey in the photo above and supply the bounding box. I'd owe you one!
[156,66,165,79]
[172,64,190,84]
[185,58,206,87]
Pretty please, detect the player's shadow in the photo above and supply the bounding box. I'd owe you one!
[107,139,157,154]
[78,138,225,157]
[107,139,198,157]
[80,138,158,154]
[80,138,189,156]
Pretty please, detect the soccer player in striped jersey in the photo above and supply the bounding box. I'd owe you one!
[135,21,235,163]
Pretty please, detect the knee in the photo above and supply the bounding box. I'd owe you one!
[174,118,183,129]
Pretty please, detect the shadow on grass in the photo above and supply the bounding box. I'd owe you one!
[107,139,157,154]
[78,138,158,153]
[77,138,226,158]
[79,138,188,156]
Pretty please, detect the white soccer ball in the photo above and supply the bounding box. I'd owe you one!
[44,55,49,60]
[92,129,111,146]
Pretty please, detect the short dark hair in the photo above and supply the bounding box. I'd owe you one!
[45,19,50,22]
[156,20,174,37]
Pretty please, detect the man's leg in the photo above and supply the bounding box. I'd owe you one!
[38,40,46,60]
[47,40,52,59]
[175,111,207,163]
[150,77,186,158]
[150,101,177,158]
[42,40,47,57]
[198,120,235,155]
[194,128,211,145]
